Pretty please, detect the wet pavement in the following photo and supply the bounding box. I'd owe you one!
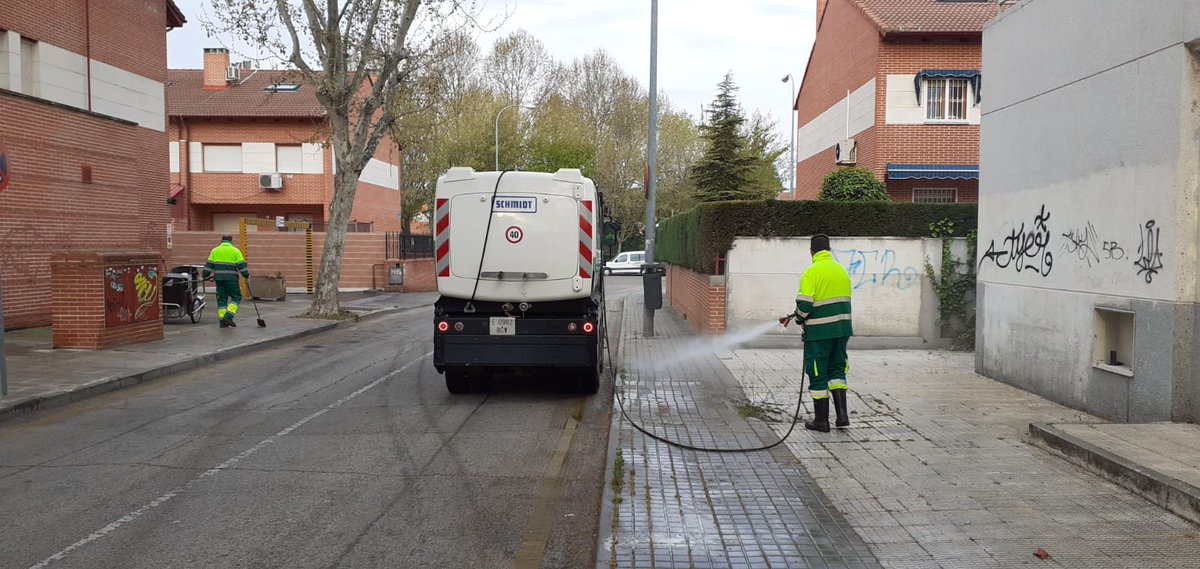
[601,297,880,569]
[727,349,1200,569]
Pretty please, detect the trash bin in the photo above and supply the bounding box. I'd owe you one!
[641,262,666,310]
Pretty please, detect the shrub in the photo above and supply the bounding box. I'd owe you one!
[656,200,977,274]
[819,167,889,202]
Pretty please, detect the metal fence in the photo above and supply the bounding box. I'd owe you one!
[386,232,434,259]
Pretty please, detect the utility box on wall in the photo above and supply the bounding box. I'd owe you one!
[51,251,164,350]
[389,265,404,285]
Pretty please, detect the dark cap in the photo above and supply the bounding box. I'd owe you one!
[221,235,233,242]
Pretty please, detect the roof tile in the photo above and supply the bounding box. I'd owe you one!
[850,0,1002,34]
[166,69,326,118]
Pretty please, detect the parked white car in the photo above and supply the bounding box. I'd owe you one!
[604,251,645,275]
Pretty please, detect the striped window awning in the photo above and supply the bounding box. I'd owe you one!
[915,69,981,104]
[887,164,979,180]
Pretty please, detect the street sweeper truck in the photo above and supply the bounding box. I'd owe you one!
[431,168,605,394]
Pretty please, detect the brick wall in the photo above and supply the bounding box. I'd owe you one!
[795,127,878,200]
[169,119,401,231]
[0,93,168,330]
[795,0,880,126]
[51,251,163,349]
[790,0,984,204]
[0,1,170,331]
[0,0,170,82]
[874,40,983,180]
[396,258,435,293]
[887,179,978,203]
[165,231,428,291]
[665,265,726,334]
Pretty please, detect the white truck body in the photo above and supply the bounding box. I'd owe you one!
[434,168,601,303]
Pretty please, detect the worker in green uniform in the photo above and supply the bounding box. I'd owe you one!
[202,235,250,328]
[788,234,853,432]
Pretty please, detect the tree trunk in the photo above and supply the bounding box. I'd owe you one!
[309,162,361,317]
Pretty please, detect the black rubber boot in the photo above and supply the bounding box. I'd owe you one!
[219,318,229,328]
[225,315,237,327]
[805,398,831,433]
[832,389,850,428]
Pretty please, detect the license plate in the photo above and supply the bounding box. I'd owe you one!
[490,317,516,335]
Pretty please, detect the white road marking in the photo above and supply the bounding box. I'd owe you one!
[27,352,432,569]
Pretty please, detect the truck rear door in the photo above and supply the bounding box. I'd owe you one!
[449,192,581,281]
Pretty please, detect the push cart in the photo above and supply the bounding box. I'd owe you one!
[162,265,207,323]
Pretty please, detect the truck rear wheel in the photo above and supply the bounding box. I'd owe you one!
[445,369,470,394]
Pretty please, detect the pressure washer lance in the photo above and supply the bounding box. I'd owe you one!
[610,311,810,453]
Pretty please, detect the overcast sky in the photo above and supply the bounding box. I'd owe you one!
[167,0,816,137]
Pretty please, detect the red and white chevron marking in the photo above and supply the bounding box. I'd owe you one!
[579,200,593,279]
[434,198,450,278]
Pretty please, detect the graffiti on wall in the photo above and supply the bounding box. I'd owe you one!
[1060,221,1127,267]
[1134,220,1164,283]
[831,248,920,290]
[1061,221,1100,267]
[980,205,1053,277]
[0,143,10,193]
[105,265,160,328]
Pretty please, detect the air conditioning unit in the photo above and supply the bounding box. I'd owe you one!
[259,173,283,190]
[226,65,240,81]
[835,139,857,165]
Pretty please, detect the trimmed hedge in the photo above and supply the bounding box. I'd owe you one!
[656,200,977,274]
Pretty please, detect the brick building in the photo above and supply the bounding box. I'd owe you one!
[0,0,185,332]
[788,0,1002,203]
[167,48,402,233]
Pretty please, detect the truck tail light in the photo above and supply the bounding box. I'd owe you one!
[437,321,450,333]
[454,322,464,332]
[567,322,578,333]
[582,322,595,334]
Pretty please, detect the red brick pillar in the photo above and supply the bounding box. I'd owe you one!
[51,251,164,349]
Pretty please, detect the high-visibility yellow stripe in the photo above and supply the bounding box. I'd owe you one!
[814,296,851,307]
[811,389,830,399]
[806,313,853,326]
[812,360,819,377]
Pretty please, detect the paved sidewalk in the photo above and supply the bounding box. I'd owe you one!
[601,298,880,569]
[728,349,1200,569]
[0,292,436,422]
[1030,422,1200,525]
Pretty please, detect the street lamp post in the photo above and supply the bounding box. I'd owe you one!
[782,74,796,199]
[643,0,659,337]
[495,103,534,171]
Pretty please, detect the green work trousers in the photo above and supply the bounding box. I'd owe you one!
[804,336,849,399]
[214,279,242,320]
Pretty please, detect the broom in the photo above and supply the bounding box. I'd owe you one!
[243,278,268,328]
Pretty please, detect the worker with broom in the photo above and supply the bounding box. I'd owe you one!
[202,235,251,328]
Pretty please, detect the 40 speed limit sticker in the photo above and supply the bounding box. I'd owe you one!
[505,226,524,243]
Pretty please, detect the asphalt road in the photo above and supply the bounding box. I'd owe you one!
[0,280,644,569]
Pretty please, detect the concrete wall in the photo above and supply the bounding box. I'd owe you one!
[725,236,967,348]
[978,0,1200,422]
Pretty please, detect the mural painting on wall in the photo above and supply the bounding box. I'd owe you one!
[1060,221,1126,267]
[1134,220,1164,283]
[105,265,160,328]
[980,205,1053,277]
[831,248,919,290]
